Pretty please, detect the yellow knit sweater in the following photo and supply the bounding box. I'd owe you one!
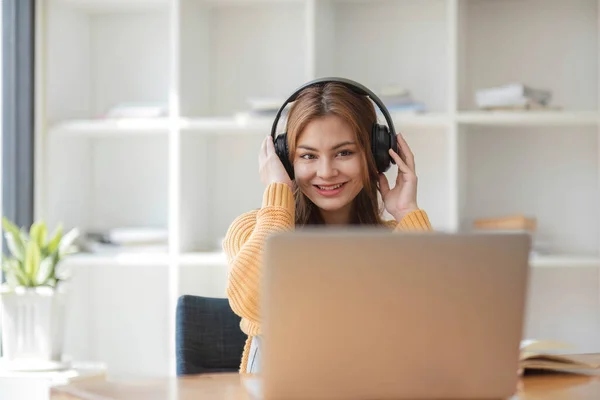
[222,183,433,373]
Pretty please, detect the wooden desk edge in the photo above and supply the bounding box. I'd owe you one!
[49,372,246,400]
[49,371,600,400]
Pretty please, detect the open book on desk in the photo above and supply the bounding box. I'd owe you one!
[520,339,600,374]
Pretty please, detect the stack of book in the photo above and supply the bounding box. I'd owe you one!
[378,83,426,114]
[235,97,285,124]
[473,214,537,233]
[83,227,169,254]
[475,83,557,111]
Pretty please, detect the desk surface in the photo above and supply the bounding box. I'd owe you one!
[50,372,600,400]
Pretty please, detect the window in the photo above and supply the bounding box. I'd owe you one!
[2,0,35,256]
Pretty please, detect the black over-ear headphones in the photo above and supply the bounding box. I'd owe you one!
[270,77,399,180]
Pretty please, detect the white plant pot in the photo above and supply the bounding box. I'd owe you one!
[0,286,67,370]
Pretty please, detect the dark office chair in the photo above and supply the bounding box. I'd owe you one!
[175,295,247,376]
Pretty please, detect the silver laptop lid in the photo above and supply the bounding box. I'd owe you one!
[260,230,530,400]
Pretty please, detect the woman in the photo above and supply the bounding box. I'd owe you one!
[222,80,433,374]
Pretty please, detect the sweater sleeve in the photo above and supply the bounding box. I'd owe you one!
[384,209,433,232]
[223,183,295,325]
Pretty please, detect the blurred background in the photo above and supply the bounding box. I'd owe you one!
[0,0,599,384]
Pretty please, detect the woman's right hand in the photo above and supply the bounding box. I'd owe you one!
[259,136,293,190]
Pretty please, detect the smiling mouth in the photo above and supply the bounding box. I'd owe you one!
[313,182,347,191]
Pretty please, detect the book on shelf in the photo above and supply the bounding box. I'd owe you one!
[475,83,558,111]
[378,83,427,114]
[520,339,600,375]
[83,227,169,254]
[234,96,286,125]
[472,214,537,233]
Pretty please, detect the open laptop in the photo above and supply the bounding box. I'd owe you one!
[244,229,531,400]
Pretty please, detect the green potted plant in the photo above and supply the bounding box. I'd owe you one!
[0,217,79,371]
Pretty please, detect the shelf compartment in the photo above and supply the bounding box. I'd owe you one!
[457,0,598,112]
[178,131,265,252]
[46,0,170,124]
[44,134,169,241]
[460,125,599,257]
[312,0,449,113]
[179,0,308,118]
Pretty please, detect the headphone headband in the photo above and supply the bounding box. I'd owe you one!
[270,77,396,140]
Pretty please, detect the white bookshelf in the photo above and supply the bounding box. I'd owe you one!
[36,0,600,377]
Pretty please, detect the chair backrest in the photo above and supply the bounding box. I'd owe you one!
[175,295,247,376]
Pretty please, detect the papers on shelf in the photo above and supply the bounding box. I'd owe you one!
[475,83,559,111]
[83,227,169,255]
[378,83,426,114]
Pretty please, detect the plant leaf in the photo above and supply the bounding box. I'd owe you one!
[2,217,21,238]
[1,256,15,273]
[47,223,63,254]
[5,232,25,261]
[30,221,47,250]
[3,258,29,287]
[59,228,80,257]
[2,217,28,258]
[24,240,41,285]
[36,256,55,286]
[19,229,30,247]
[3,218,25,259]
[4,259,22,289]
[14,267,30,286]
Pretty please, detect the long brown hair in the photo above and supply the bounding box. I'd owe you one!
[285,82,385,226]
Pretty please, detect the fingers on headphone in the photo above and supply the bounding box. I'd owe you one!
[389,148,411,175]
[396,133,415,170]
[263,135,275,156]
[267,136,279,158]
[260,136,268,158]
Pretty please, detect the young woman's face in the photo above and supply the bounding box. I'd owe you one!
[293,115,364,222]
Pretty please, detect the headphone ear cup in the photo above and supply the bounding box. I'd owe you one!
[274,133,295,180]
[371,124,394,174]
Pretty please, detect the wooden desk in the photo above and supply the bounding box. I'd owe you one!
[50,372,600,400]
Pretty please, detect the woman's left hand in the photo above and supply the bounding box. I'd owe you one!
[378,133,419,222]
